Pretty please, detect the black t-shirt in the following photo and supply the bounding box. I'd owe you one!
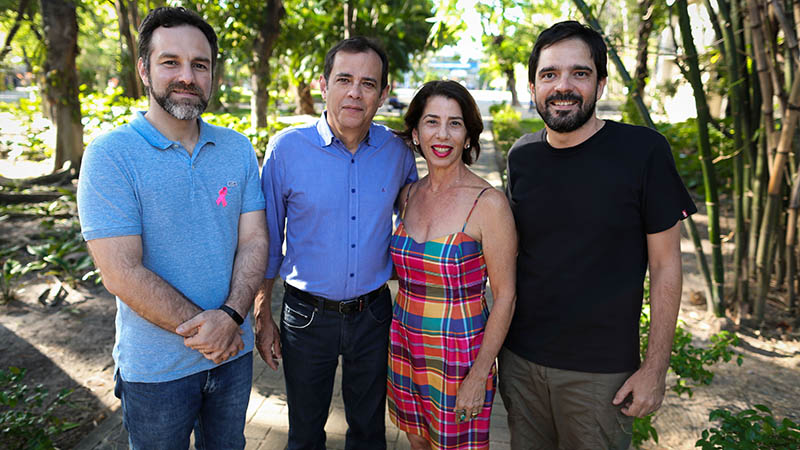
[504,120,697,373]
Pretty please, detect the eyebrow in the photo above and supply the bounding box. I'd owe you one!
[423,113,464,121]
[156,52,211,64]
[334,72,378,84]
[538,64,594,75]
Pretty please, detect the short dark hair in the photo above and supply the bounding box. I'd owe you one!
[138,7,218,76]
[323,36,389,90]
[528,21,608,84]
[397,80,483,165]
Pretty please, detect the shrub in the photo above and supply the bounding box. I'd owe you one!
[695,404,800,449]
[0,367,78,449]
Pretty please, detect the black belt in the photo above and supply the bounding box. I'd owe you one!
[284,282,387,314]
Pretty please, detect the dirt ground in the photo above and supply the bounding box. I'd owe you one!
[1,200,799,449]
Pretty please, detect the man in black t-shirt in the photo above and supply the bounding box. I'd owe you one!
[498,21,697,450]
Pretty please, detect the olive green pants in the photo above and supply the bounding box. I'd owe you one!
[498,347,634,450]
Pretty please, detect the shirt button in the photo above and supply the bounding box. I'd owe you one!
[349,273,354,277]
[351,244,355,248]
[351,159,355,163]
[351,216,356,220]
[351,188,356,193]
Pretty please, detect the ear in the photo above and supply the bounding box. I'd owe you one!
[529,81,536,102]
[465,137,471,149]
[378,84,389,106]
[319,75,328,100]
[596,77,607,101]
[137,58,149,88]
[411,128,419,146]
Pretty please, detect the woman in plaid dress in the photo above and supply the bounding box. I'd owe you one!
[388,80,517,450]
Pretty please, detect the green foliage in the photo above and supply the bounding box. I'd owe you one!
[80,86,144,133]
[373,114,404,132]
[203,113,290,158]
[488,103,521,157]
[26,229,93,287]
[489,103,544,157]
[695,405,800,449]
[632,279,743,447]
[632,413,659,448]
[0,366,78,450]
[0,247,40,304]
[0,97,52,161]
[476,0,554,88]
[657,118,734,196]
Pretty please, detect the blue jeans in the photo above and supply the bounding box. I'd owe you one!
[115,352,253,450]
[280,287,392,450]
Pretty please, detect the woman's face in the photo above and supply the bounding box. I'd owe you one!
[412,95,470,169]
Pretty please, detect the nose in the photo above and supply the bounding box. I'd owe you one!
[346,83,362,99]
[554,75,573,92]
[436,122,449,138]
[176,63,195,84]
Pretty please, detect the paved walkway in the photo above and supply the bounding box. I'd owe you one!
[75,120,511,450]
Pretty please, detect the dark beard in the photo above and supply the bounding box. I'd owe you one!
[536,91,597,133]
[149,80,208,120]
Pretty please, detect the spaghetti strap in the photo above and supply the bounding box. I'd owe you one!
[400,182,416,220]
[461,187,492,232]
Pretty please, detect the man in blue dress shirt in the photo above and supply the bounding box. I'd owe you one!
[254,37,418,450]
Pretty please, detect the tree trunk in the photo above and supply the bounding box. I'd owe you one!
[343,0,356,38]
[294,79,315,115]
[505,68,519,107]
[114,0,142,98]
[40,0,83,173]
[633,0,654,100]
[207,56,226,112]
[250,0,285,128]
[128,0,140,31]
[677,0,725,315]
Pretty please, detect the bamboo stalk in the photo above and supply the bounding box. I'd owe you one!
[755,74,800,321]
[712,0,748,308]
[747,0,779,170]
[677,0,725,315]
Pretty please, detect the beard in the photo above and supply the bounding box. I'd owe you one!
[148,80,209,121]
[536,89,597,133]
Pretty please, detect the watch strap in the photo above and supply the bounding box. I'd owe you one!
[219,304,244,325]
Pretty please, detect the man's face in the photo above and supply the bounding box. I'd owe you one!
[138,25,213,121]
[531,38,606,133]
[319,50,388,138]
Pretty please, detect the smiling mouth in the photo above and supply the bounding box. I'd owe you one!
[431,145,452,158]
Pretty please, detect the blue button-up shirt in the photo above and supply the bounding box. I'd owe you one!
[262,113,418,300]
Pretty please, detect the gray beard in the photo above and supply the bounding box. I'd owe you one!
[148,81,208,121]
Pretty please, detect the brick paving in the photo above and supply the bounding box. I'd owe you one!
[75,122,510,450]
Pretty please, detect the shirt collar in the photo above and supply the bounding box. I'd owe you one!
[317,110,381,149]
[130,110,216,151]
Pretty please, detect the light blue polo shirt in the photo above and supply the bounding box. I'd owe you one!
[77,111,265,383]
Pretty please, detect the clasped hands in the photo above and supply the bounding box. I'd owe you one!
[176,309,244,364]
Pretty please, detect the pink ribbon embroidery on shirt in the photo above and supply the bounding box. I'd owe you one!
[216,187,228,207]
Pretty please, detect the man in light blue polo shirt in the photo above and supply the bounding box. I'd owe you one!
[254,37,417,450]
[77,7,267,449]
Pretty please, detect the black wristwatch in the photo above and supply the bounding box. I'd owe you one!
[219,304,244,325]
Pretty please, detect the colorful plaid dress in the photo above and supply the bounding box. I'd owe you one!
[388,186,495,450]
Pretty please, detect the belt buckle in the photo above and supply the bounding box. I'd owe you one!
[338,298,364,314]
